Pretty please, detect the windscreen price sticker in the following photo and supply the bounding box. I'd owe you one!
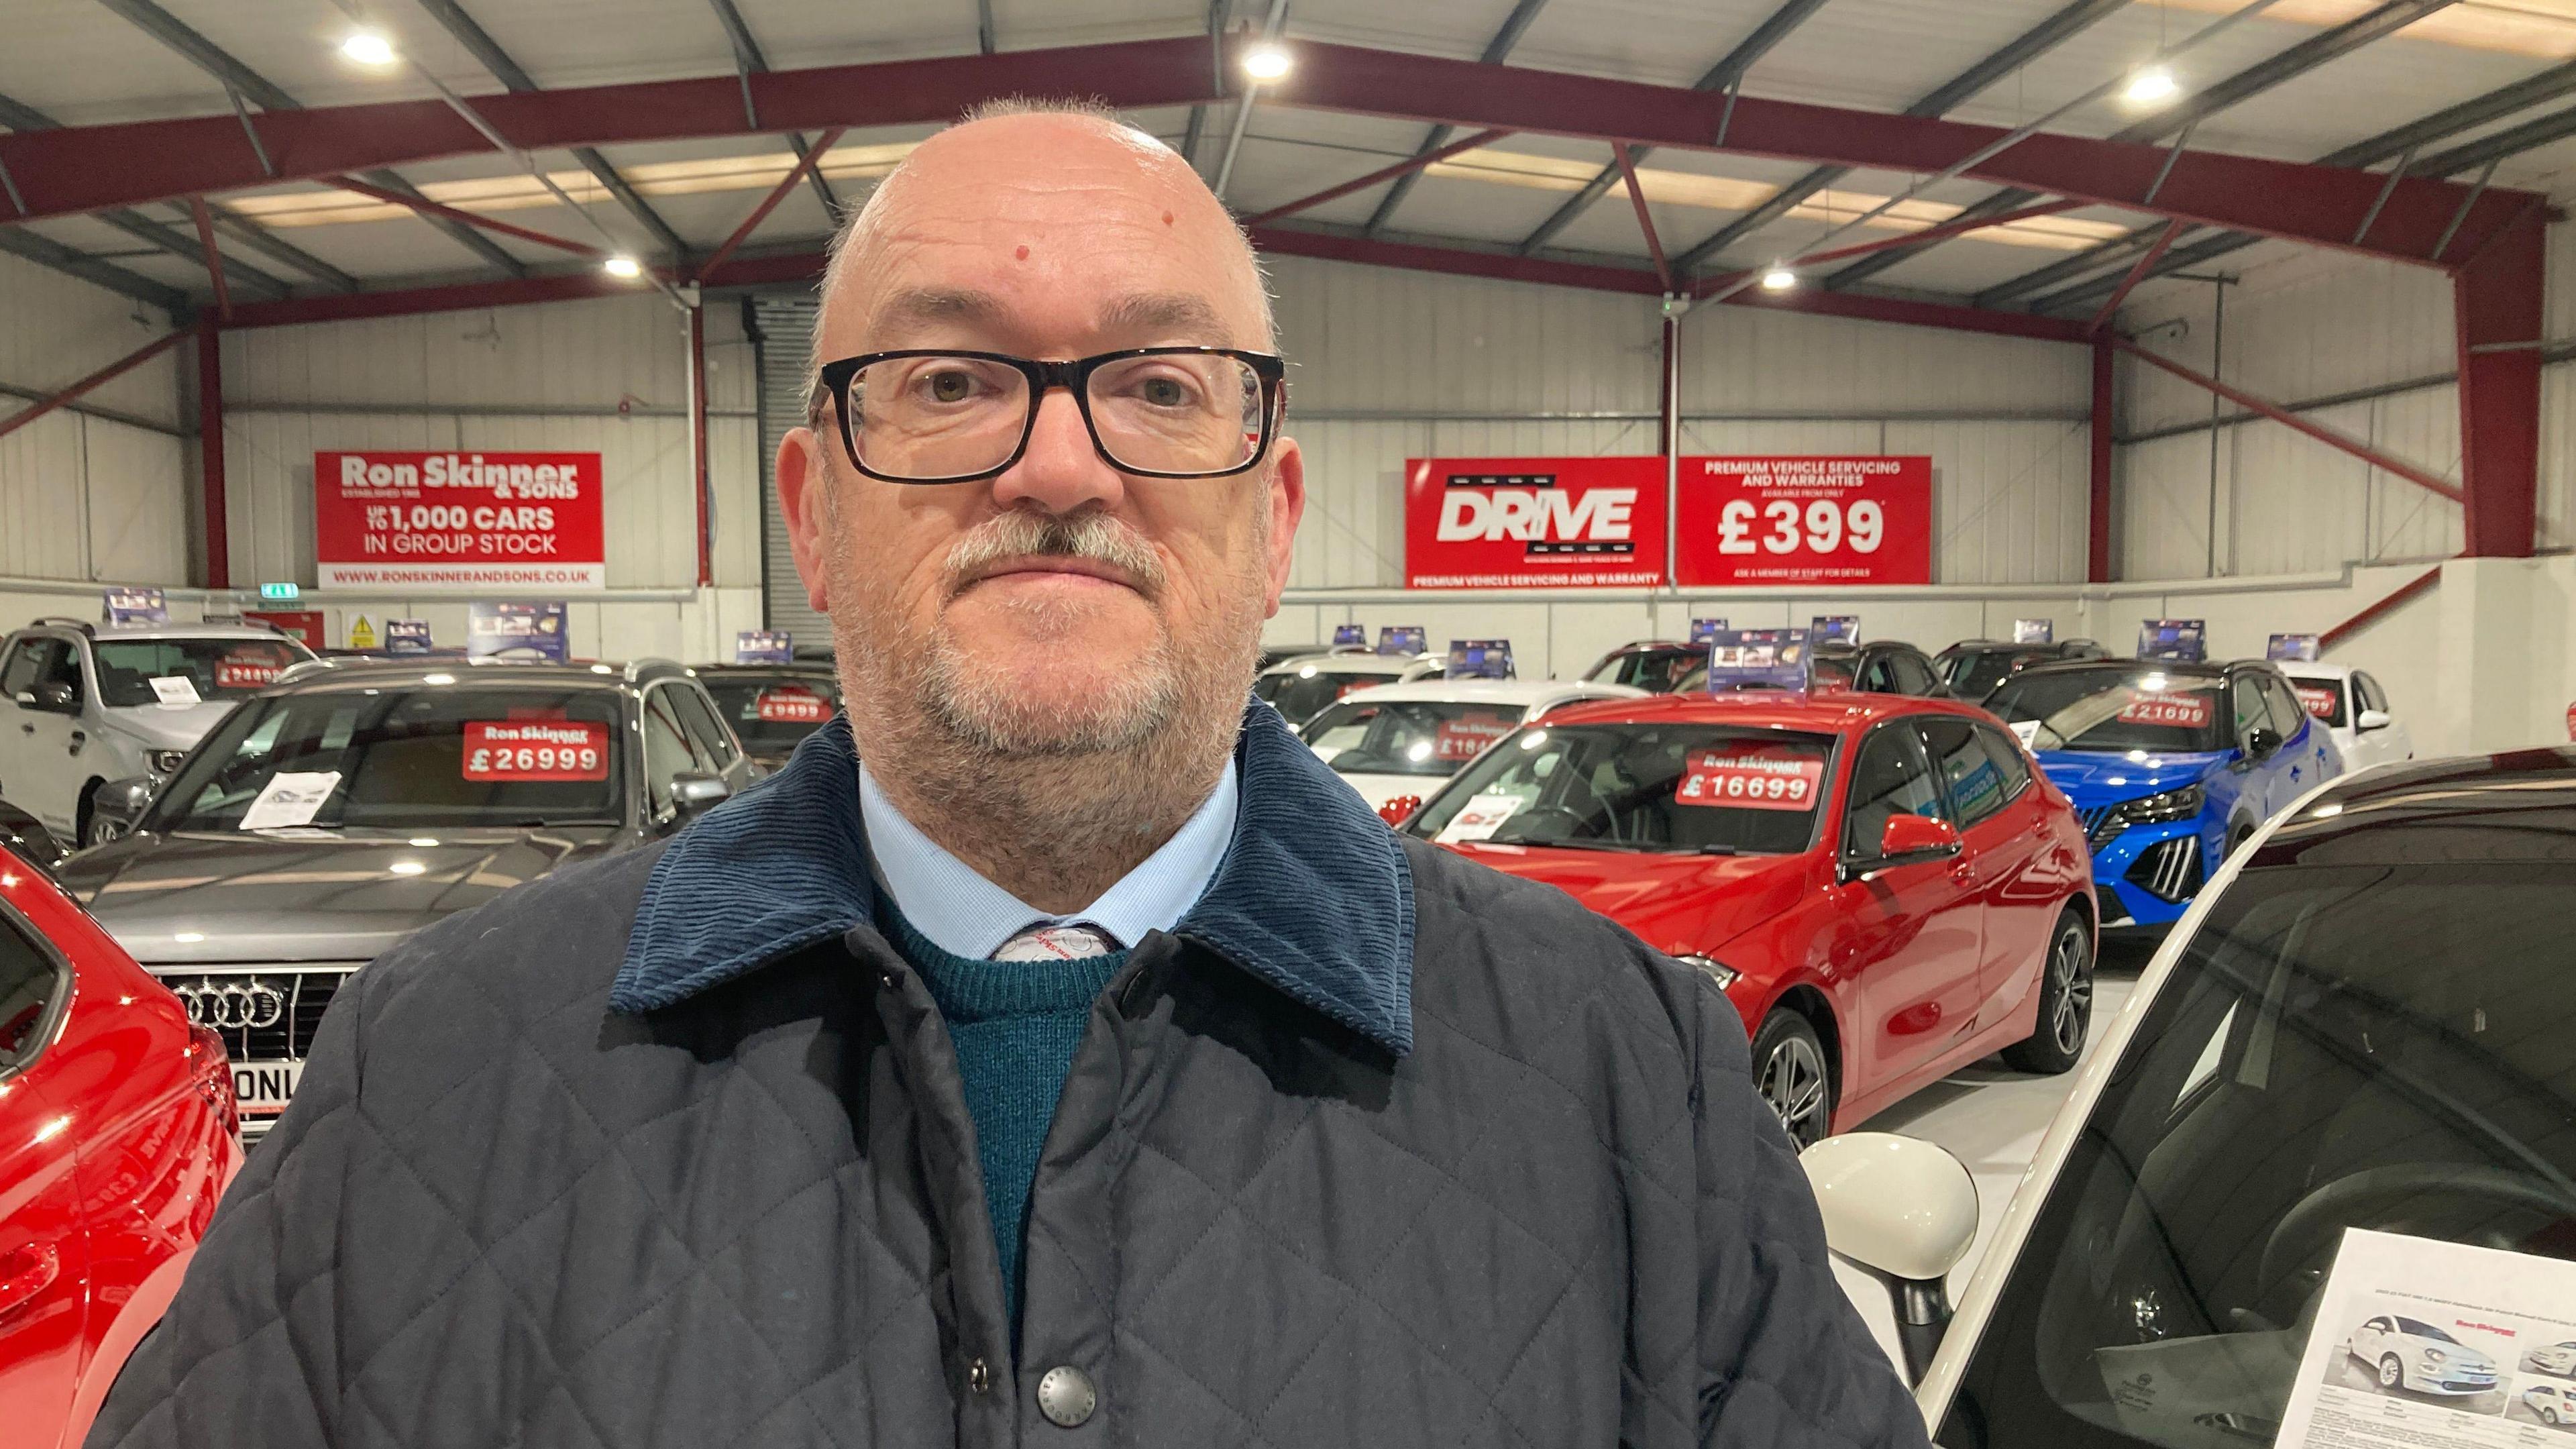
[2118,692,2214,729]
[1434,713,1516,761]
[755,686,830,724]
[1676,745,1823,812]
[2296,686,2339,720]
[215,651,283,690]
[462,721,608,782]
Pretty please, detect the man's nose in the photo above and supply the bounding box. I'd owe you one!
[990,386,1124,515]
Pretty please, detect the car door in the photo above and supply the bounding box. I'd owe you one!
[1,639,82,837]
[0,900,89,1438]
[1933,716,2061,1026]
[1889,649,1943,699]
[1827,722,1985,1093]
[2259,672,2334,802]
[2224,673,2283,824]
[2352,671,2410,770]
[638,684,716,830]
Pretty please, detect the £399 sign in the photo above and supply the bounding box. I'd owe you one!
[1404,457,1668,588]
[315,451,606,591]
[1674,456,1931,587]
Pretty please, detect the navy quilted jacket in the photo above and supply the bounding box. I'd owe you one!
[89,704,1927,1448]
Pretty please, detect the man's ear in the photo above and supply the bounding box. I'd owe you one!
[1262,436,1304,618]
[777,427,835,614]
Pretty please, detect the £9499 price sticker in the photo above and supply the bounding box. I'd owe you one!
[462,720,609,781]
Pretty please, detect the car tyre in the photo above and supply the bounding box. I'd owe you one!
[2546,1407,2561,1426]
[2381,1354,2406,1391]
[83,810,121,849]
[2002,906,2093,1075]
[1750,1010,1834,1150]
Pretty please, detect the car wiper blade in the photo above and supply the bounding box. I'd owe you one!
[1693,844,1741,855]
[1487,837,1639,852]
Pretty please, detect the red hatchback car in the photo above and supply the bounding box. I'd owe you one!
[0,846,239,1448]
[1401,690,2097,1145]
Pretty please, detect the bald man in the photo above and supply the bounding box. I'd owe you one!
[89,103,1927,1449]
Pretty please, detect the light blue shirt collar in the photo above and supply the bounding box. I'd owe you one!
[856,759,1240,960]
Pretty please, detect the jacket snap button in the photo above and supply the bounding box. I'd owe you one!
[967,1358,991,1395]
[1036,1365,1096,1428]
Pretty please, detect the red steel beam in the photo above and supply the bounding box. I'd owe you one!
[328,175,602,258]
[2115,338,2466,504]
[1691,199,2090,299]
[699,127,845,280]
[1611,144,1671,294]
[186,195,232,323]
[2088,219,2184,335]
[0,327,189,443]
[2453,203,2544,557]
[197,323,230,591]
[2090,337,2114,584]
[2319,564,2442,650]
[223,250,814,329]
[0,37,2537,268]
[1241,127,1511,227]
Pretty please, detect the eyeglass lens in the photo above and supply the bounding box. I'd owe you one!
[847,354,1264,480]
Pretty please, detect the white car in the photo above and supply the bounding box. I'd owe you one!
[2532,1342,2576,1377]
[2278,661,2412,773]
[1794,748,2576,1438]
[2350,1314,2498,1396]
[1253,651,1444,729]
[2527,1382,2576,1425]
[1295,678,1644,814]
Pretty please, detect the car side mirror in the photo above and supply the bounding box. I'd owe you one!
[669,773,732,818]
[1801,1132,1980,1384]
[29,681,80,714]
[2245,725,2284,760]
[90,774,156,844]
[1377,794,1423,828]
[2357,708,2392,733]
[1879,813,1962,863]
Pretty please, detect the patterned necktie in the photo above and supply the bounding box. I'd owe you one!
[991,923,1119,962]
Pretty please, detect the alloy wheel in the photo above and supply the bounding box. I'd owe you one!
[1759,1034,1831,1148]
[2050,926,2094,1057]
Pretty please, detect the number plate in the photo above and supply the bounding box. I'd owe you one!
[231,1059,305,1116]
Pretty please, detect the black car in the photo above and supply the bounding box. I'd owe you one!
[1674,638,1949,697]
[53,657,753,1139]
[1581,641,1705,693]
[0,797,64,875]
[693,661,843,773]
[1932,637,2112,702]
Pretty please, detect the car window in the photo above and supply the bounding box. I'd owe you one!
[1857,653,1898,692]
[641,686,710,814]
[1405,723,1834,856]
[2259,676,2309,739]
[1301,698,1527,779]
[31,639,82,702]
[91,637,307,706]
[1891,651,1939,696]
[1986,667,2229,754]
[1975,722,2035,802]
[1255,667,1404,727]
[669,684,740,768]
[2229,676,2271,741]
[1919,716,2006,828]
[1842,724,1941,857]
[2283,674,2346,729]
[0,908,65,1073]
[0,637,49,698]
[2355,672,2389,716]
[700,673,841,752]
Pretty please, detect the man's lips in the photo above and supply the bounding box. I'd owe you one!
[957,555,1146,594]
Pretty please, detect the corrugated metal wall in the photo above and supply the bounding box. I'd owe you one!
[750,294,825,643]
[219,295,762,592]
[1266,256,2092,590]
[0,250,189,586]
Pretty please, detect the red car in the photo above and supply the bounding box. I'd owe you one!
[1398,690,2097,1145]
[0,845,239,1448]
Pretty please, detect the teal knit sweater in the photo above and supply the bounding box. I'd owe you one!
[877,900,1122,1326]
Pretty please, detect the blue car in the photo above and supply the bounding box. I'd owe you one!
[1982,659,2343,926]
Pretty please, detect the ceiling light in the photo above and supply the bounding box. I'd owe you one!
[339,30,398,67]
[388,860,427,876]
[602,254,643,279]
[1760,265,1797,292]
[1242,43,1293,81]
[2123,66,2180,105]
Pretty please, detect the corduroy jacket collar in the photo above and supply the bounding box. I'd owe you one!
[612,700,1416,1053]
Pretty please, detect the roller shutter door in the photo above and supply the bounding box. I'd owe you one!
[751,294,828,644]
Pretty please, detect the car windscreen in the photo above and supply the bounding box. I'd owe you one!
[1302,698,1527,778]
[701,674,840,750]
[1586,647,1701,692]
[1257,667,1403,727]
[148,687,627,830]
[1935,861,2576,1449]
[93,637,311,706]
[1405,723,1833,855]
[2283,674,2348,730]
[1984,667,2229,753]
[1937,647,2032,701]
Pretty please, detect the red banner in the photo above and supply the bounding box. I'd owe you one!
[1674,457,1932,587]
[462,720,609,781]
[1404,457,1668,588]
[315,451,605,591]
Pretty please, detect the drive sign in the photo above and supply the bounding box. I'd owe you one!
[1405,457,1668,588]
[315,450,606,590]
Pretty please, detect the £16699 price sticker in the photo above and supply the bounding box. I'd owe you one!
[1676,744,1825,812]
[462,720,609,781]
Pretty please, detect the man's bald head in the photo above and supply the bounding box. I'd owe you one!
[808,99,1275,403]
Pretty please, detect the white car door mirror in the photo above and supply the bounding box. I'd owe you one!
[1802,1132,1979,1383]
[2357,708,2392,733]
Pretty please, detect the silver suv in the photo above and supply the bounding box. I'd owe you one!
[0,618,315,848]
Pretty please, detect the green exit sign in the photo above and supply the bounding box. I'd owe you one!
[259,582,301,601]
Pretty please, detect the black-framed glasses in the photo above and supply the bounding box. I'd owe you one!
[814,347,1287,484]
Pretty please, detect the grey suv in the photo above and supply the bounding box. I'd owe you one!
[0,618,315,847]
[53,655,753,1138]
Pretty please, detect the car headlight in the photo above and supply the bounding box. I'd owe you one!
[1676,954,1741,990]
[2118,784,2204,825]
[149,749,189,775]
[2423,1348,2448,1364]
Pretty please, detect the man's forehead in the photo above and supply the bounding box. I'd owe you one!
[864,288,1238,347]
